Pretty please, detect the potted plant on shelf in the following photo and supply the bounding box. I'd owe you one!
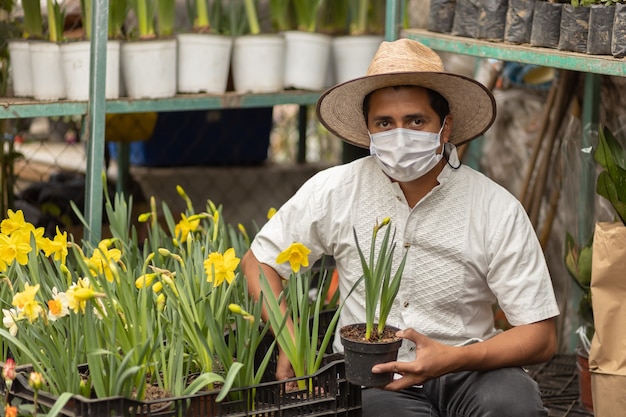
[230,0,287,93]
[176,0,233,94]
[340,217,408,387]
[121,0,177,98]
[7,0,42,97]
[578,0,616,55]
[59,0,124,101]
[282,0,332,91]
[29,0,67,100]
[332,0,385,84]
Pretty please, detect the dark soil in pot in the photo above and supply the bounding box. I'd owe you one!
[340,323,402,388]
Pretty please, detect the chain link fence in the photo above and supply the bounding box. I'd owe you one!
[1,104,342,237]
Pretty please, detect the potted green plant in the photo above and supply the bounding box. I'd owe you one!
[29,0,66,100]
[59,0,125,101]
[283,0,332,90]
[332,0,385,84]
[585,0,616,55]
[176,0,233,94]
[564,124,626,413]
[7,0,41,97]
[259,244,359,390]
[231,0,286,93]
[121,0,177,98]
[339,217,408,387]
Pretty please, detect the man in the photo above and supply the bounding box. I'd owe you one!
[242,39,559,416]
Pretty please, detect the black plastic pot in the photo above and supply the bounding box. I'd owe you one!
[478,0,508,41]
[611,3,626,58]
[340,323,402,388]
[587,4,614,55]
[504,0,536,44]
[530,1,562,49]
[428,0,457,33]
[451,0,481,38]
[558,4,590,53]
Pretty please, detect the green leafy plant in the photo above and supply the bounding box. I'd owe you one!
[244,0,261,34]
[292,0,325,32]
[108,0,128,39]
[185,0,228,34]
[260,245,359,390]
[572,0,619,6]
[21,0,43,39]
[46,0,65,42]
[564,232,593,334]
[270,0,292,32]
[129,0,156,38]
[564,124,626,351]
[79,0,92,39]
[595,124,626,225]
[156,0,175,36]
[354,218,408,341]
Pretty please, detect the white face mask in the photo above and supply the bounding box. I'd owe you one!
[369,120,446,182]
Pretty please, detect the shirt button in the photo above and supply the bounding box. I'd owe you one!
[403,301,409,308]
[403,242,410,248]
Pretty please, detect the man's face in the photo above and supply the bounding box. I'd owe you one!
[366,86,450,143]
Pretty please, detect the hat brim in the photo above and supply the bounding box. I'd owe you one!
[316,72,497,148]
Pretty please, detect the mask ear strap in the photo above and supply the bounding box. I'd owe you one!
[439,117,447,135]
[444,143,461,169]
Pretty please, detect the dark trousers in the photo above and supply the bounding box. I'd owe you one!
[362,367,547,417]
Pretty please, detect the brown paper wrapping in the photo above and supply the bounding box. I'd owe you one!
[588,222,626,416]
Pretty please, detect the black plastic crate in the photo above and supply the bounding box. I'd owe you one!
[7,354,361,417]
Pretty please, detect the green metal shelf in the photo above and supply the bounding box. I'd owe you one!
[0,91,321,119]
[402,28,626,77]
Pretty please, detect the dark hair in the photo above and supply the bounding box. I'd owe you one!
[362,85,450,126]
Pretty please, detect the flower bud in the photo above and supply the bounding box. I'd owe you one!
[28,371,45,391]
[2,358,16,382]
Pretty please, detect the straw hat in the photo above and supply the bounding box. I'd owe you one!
[316,39,496,148]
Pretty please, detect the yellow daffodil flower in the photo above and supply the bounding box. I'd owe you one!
[12,283,40,309]
[174,213,200,243]
[204,248,240,286]
[67,278,104,314]
[0,209,29,235]
[87,241,122,282]
[40,227,69,264]
[276,242,311,273]
[135,273,157,289]
[0,232,32,266]
[21,299,43,323]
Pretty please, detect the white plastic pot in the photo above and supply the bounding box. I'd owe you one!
[231,34,285,94]
[176,33,233,94]
[121,38,177,99]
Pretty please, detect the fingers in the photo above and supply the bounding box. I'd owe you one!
[372,360,401,374]
[397,327,422,342]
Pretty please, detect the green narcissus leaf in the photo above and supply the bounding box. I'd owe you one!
[577,245,593,288]
[595,125,626,225]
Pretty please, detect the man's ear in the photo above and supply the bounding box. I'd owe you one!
[442,115,453,144]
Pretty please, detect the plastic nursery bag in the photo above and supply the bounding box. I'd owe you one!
[588,222,626,416]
